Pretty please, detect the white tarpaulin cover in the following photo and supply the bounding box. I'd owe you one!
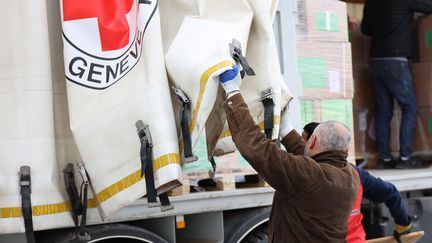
[0,0,75,233]
[61,0,182,218]
[164,0,254,160]
[216,0,293,154]
[160,0,292,158]
[0,0,291,234]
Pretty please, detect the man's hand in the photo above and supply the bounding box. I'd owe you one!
[279,105,294,139]
[348,16,359,32]
[393,222,412,243]
[219,65,241,96]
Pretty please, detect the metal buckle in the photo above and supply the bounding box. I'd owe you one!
[19,166,31,189]
[172,86,190,105]
[76,162,89,186]
[229,38,242,63]
[260,88,273,101]
[136,120,153,147]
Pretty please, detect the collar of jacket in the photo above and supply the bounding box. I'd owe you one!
[311,151,348,168]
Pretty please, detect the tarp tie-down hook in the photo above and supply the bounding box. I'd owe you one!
[172,87,197,163]
[229,38,255,78]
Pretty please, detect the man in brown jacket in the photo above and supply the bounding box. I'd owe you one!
[219,65,360,242]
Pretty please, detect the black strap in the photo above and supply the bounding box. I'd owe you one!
[141,135,158,206]
[210,157,217,173]
[136,121,159,207]
[229,38,255,78]
[78,182,89,238]
[180,103,193,160]
[172,87,196,163]
[261,97,275,139]
[63,163,82,226]
[159,192,174,212]
[236,54,255,77]
[20,166,35,243]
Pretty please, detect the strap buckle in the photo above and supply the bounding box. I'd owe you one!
[229,38,255,77]
[136,120,153,147]
[20,166,31,191]
[229,38,243,64]
[260,88,274,102]
[77,162,89,186]
[172,86,190,106]
[260,88,275,139]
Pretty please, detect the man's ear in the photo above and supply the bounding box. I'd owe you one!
[308,134,317,150]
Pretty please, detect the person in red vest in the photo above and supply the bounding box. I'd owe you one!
[301,122,413,243]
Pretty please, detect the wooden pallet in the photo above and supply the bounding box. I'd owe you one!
[168,179,191,196]
[366,231,424,243]
[197,174,270,192]
[167,174,270,196]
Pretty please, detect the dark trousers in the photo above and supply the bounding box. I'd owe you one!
[369,60,417,160]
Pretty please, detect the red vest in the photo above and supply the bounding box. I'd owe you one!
[347,170,366,243]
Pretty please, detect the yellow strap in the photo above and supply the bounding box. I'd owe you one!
[0,153,180,218]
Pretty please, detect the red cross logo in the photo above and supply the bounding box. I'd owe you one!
[63,0,134,52]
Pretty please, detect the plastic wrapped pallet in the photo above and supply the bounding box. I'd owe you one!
[296,0,349,43]
[297,41,354,99]
[408,63,432,156]
[61,0,182,218]
[350,31,371,67]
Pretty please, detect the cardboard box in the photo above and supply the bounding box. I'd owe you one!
[296,0,349,42]
[412,107,432,154]
[410,62,432,107]
[352,66,374,110]
[297,42,354,99]
[300,98,356,163]
[416,15,432,62]
[350,31,371,67]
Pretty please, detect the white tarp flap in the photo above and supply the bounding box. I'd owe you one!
[216,0,293,154]
[161,0,292,157]
[0,0,74,233]
[61,0,181,218]
[164,0,254,159]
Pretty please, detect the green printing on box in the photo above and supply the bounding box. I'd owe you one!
[301,100,315,127]
[321,99,353,130]
[428,116,432,133]
[426,31,432,49]
[298,57,327,89]
[182,134,212,173]
[316,12,340,32]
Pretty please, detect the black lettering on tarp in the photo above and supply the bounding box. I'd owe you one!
[120,55,129,74]
[130,41,139,59]
[136,30,142,45]
[88,63,103,83]
[69,57,87,79]
[106,63,119,83]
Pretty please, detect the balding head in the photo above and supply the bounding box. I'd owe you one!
[304,121,352,157]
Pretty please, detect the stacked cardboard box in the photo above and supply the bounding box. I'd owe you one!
[296,0,356,162]
[351,18,432,167]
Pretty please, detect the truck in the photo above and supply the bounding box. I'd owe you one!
[1,0,431,243]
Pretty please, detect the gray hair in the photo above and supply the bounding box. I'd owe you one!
[313,121,352,152]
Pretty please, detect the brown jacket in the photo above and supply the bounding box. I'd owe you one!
[224,94,360,243]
